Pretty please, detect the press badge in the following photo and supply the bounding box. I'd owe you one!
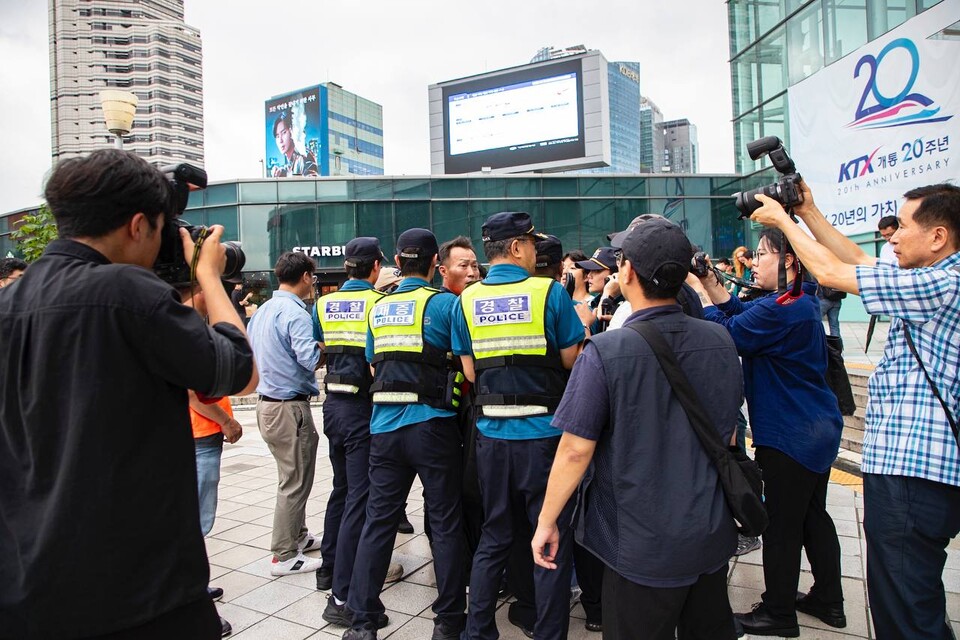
[324,300,366,322]
[372,301,416,328]
[473,294,531,325]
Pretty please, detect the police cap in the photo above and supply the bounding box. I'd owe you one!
[481,211,538,242]
[396,228,439,259]
[344,237,385,268]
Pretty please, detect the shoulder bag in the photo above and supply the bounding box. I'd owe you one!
[625,321,769,537]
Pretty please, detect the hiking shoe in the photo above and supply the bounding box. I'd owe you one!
[271,552,322,576]
[323,595,390,629]
[384,562,404,584]
[735,534,762,556]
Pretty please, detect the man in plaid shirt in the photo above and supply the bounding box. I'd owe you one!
[751,181,960,640]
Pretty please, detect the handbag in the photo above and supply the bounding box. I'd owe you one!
[626,321,769,537]
[902,324,960,450]
[824,335,856,416]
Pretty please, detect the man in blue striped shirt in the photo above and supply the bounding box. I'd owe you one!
[751,181,960,640]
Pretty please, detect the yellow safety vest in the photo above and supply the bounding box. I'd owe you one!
[369,286,452,406]
[460,276,565,417]
[316,287,382,394]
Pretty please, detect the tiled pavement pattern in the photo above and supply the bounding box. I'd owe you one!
[209,403,960,640]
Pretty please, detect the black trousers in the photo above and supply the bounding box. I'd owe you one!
[754,446,843,618]
[864,473,960,640]
[573,542,604,625]
[347,417,466,632]
[320,393,373,602]
[467,434,575,640]
[601,563,736,640]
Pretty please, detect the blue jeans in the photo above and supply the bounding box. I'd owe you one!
[863,473,960,640]
[195,434,223,537]
[818,298,842,338]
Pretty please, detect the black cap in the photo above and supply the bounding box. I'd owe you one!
[535,234,563,269]
[344,237,385,268]
[620,218,692,288]
[396,228,439,259]
[576,247,618,271]
[481,211,538,242]
[609,214,665,248]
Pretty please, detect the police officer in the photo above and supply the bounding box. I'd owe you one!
[313,238,403,627]
[343,229,466,640]
[452,212,584,640]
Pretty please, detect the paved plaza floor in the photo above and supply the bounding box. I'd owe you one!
[207,401,959,640]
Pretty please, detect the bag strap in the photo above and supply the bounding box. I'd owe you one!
[624,322,730,462]
[902,323,960,450]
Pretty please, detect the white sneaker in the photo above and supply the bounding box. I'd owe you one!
[271,552,322,576]
[298,533,321,553]
[384,562,404,584]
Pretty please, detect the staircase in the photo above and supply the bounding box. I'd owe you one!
[834,366,871,475]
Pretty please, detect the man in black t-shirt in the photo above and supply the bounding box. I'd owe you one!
[0,150,257,639]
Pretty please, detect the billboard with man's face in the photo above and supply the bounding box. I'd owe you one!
[265,86,327,177]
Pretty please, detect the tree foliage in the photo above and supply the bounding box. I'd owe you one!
[11,205,58,263]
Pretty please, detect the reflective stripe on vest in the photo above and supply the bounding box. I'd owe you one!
[460,277,552,359]
[317,288,383,349]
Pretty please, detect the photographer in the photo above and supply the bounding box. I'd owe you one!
[689,228,844,636]
[750,181,960,640]
[0,149,257,639]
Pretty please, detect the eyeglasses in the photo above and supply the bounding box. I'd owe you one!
[754,250,778,259]
[614,249,624,266]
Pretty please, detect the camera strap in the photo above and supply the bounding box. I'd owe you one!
[188,227,211,284]
[775,225,804,306]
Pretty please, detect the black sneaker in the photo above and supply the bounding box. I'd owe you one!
[795,591,847,628]
[341,629,376,640]
[735,535,762,556]
[323,596,389,629]
[735,603,799,637]
[316,566,334,591]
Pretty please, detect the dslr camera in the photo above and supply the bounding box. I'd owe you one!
[733,136,803,219]
[154,163,245,286]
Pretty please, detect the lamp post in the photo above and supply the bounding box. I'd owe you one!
[98,90,138,149]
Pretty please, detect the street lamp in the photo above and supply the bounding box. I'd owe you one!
[98,90,138,149]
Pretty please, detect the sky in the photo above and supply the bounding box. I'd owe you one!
[0,0,735,213]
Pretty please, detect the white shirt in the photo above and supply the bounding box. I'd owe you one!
[879,241,897,266]
[608,300,633,330]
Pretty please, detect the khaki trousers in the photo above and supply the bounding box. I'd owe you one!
[256,398,319,561]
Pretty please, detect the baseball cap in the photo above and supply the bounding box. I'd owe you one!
[343,237,385,268]
[396,228,439,259]
[609,214,665,248]
[374,267,402,292]
[481,211,539,242]
[535,234,563,269]
[576,247,618,271]
[620,218,692,288]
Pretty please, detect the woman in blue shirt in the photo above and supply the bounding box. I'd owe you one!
[691,228,845,637]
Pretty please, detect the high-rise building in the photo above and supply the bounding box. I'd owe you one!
[49,0,204,165]
[529,46,640,173]
[663,118,699,174]
[264,83,383,178]
[726,0,950,178]
[639,96,665,173]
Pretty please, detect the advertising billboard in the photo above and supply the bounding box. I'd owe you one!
[787,3,958,237]
[429,52,610,174]
[265,86,327,177]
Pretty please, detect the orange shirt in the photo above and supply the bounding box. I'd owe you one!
[190,397,233,439]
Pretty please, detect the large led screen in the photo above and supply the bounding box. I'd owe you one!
[441,57,586,174]
[265,86,325,178]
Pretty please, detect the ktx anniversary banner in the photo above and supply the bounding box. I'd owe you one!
[788,1,959,237]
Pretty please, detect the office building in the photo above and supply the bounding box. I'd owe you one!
[49,0,204,165]
[663,118,699,173]
[639,96,666,173]
[264,83,383,178]
[528,46,641,173]
[727,0,950,178]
